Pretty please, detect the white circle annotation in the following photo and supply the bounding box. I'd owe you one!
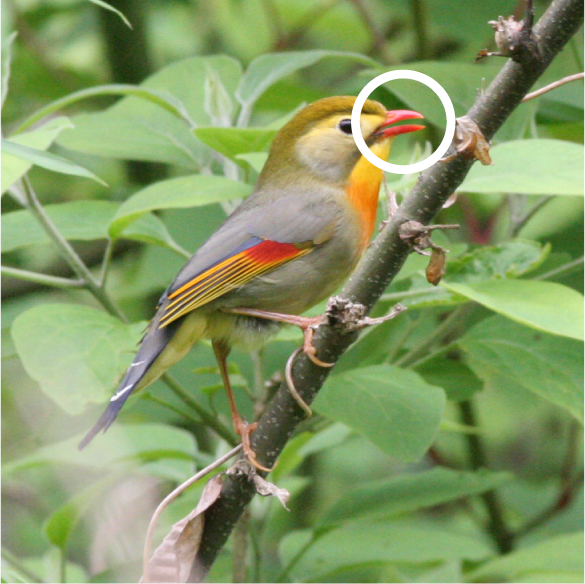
[351,69,456,174]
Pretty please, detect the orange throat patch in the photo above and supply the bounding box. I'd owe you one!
[346,139,391,251]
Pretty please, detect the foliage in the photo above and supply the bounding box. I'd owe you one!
[2,0,583,582]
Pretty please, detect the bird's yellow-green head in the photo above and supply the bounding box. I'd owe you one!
[257,96,424,188]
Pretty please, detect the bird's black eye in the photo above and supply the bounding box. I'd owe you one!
[338,119,353,134]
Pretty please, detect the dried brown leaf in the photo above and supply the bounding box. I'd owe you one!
[141,475,223,583]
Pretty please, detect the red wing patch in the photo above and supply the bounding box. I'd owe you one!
[158,240,310,328]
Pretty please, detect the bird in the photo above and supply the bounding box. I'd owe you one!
[79,96,424,471]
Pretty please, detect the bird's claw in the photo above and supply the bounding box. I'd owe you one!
[235,418,275,473]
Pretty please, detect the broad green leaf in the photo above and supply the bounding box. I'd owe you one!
[1,200,186,256]
[320,467,512,526]
[1,139,106,185]
[2,423,197,479]
[460,140,584,196]
[193,127,277,160]
[235,152,268,173]
[109,174,251,237]
[16,84,197,134]
[445,240,548,283]
[280,523,492,582]
[57,56,242,168]
[459,315,584,421]
[236,50,378,118]
[1,117,73,194]
[11,304,146,414]
[443,280,584,341]
[2,201,117,251]
[314,365,446,461]
[87,0,131,27]
[2,31,17,108]
[416,358,483,402]
[122,213,190,257]
[468,531,583,583]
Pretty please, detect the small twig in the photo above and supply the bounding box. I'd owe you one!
[143,444,243,582]
[143,393,211,431]
[162,373,237,446]
[515,420,583,538]
[98,238,115,287]
[1,547,44,583]
[21,177,127,321]
[459,400,514,553]
[394,304,472,368]
[411,0,430,60]
[349,0,387,56]
[1,265,85,289]
[522,72,584,102]
[509,194,554,237]
[535,256,584,281]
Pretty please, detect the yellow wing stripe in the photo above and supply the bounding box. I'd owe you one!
[159,242,310,328]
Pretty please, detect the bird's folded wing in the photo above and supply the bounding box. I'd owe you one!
[158,236,310,327]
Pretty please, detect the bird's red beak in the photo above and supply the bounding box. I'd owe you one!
[376,109,425,137]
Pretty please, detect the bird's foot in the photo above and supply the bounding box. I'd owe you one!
[234,417,275,473]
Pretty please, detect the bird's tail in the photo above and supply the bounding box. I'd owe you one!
[78,313,186,450]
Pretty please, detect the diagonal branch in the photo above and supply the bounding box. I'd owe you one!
[188,0,584,579]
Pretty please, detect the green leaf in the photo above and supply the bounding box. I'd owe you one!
[235,152,268,173]
[313,365,446,461]
[122,213,190,258]
[16,84,197,135]
[416,357,483,402]
[236,50,378,120]
[443,280,584,341]
[3,423,197,480]
[1,139,106,185]
[2,201,116,252]
[11,304,146,414]
[87,0,132,28]
[45,474,121,549]
[1,117,73,194]
[280,523,492,582]
[2,31,17,109]
[193,127,277,160]
[320,467,512,526]
[1,200,186,256]
[458,315,584,422]
[445,240,548,284]
[109,174,251,237]
[468,531,583,583]
[57,56,242,168]
[460,140,584,196]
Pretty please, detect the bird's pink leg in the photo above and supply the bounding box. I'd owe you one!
[225,307,334,368]
[224,307,335,417]
[212,339,274,472]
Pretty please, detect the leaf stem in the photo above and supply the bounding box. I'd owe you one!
[162,373,237,446]
[394,304,473,368]
[521,72,584,102]
[1,265,85,289]
[458,400,513,554]
[535,256,584,281]
[509,194,554,237]
[21,177,127,321]
[1,546,44,583]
